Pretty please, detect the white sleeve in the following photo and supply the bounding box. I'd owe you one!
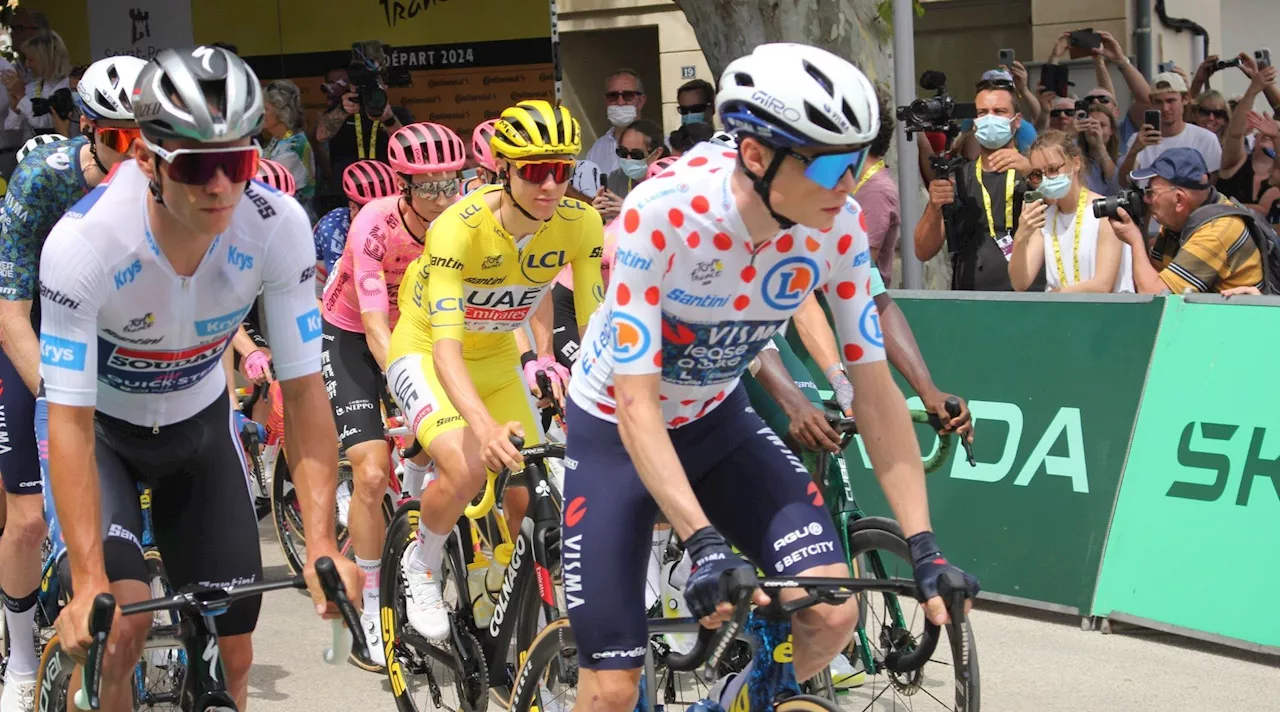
[260,197,324,381]
[1202,133,1223,173]
[38,224,109,406]
[3,97,26,130]
[823,204,887,368]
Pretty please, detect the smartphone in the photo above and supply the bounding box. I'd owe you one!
[1068,29,1103,59]
[1257,48,1272,69]
[1158,60,1175,73]
[1144,109,1161,132]
[1024,190,1044,204]
[998,48,1015,65]
[1039,64,1071,98]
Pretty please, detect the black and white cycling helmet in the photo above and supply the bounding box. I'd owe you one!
[716,43,879,148]
[708,130,737,149]
[16,133,66,164]
[133,46,264,143]
[75,56,148,121]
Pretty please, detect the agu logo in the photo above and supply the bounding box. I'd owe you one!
[610,313,650,363]
[859,300,883,348]
[761,257,819,310]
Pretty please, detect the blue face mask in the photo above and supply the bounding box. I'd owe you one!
[1039,173,1073,200]
[975,114,1015,150]
[620,158,649,180]
[682,112,706,125]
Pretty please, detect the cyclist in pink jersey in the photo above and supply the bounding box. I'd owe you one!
[318,120,467,672]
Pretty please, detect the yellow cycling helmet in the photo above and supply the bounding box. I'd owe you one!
[491,100,582,159]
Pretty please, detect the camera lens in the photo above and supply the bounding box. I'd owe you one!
[362,86,388,116]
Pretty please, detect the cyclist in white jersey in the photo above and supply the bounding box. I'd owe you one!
[564,44,979,710]
[36,47,359,711]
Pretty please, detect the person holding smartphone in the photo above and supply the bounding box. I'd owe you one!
[1119,72,1222,191]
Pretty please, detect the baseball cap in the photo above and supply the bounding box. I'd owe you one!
[1129,148,1211,189]
[981,69,1014,83]
[1151,72,1189,95]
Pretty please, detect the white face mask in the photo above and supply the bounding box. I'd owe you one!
[607,104,637,128]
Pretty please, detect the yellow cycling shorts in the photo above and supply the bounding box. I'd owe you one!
[386,349,544,454]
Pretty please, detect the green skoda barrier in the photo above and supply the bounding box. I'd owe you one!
[1092,295,1280,650]
[787,292,1163,613]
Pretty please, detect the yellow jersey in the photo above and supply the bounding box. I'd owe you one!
[390,185,604,359]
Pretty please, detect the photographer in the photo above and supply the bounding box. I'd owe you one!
[1112,148,1264,293]
[1119,73,1222,191]
[2,31,71,141]
[315,62,412,184]
[914,77,1043,291]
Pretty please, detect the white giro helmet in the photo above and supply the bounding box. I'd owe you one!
[75,56,148,121]
[16,134,67,164]
[570,159,603,200]
[716,43,879,147]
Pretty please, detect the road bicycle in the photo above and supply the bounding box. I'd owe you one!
[509,566,976,712]
[379,373,566,712]
[33,557,363,712]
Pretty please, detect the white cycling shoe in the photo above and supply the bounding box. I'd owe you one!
[349,610,387,672]
[0,670,36,712]
[402,540,451,642]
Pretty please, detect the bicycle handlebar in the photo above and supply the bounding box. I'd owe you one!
[824,396,975,469]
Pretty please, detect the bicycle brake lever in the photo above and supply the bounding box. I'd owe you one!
[74,593,117,710]
[942,397,977,467]
[316,557,366,664]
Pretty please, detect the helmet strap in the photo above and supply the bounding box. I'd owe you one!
[87,140,109,182]
[738,149,796,230]
[500,170,547,224]
[148,156,167,207]
[399,193,432,239]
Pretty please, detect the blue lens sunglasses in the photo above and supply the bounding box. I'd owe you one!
[786,146,870,190]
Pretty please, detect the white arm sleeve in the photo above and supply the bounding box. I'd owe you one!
[260,197,324,381]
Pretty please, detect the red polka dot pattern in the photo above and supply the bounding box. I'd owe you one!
[838,234,853,254]
[714,233,733,250]
[606,386,615,398]
[651,231,666,251]
[691,195,710,213]
[687,231,701,248]
[734,295,750,310]
[844,343,865,361]
[670,416,689,427]
[680,399,696,406]
[617,284,631,305]
[624,210,640,233]
[666,253,676,274]
[777,234,794,252]
[598,402,616,415]
[652,352,662,367]
[688,156,708,167]
[741,265,757,282]
[836,281,856,299]
[645,286,660,305]
[669,208,685,228]
[806,236,821,252]
[859,211,868,233]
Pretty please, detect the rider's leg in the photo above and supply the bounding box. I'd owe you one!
[345,438,392,597]
[401,450,433,499]
[94,579,154,712]
[219,634,254,710]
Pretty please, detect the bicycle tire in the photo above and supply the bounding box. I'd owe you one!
[508,617,576,712]
[134,551,185,711]
[31,634,75,712]
[775,694,844,712]
[845,517,980,712]
[270,450,306,576]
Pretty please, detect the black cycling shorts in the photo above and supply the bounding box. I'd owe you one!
[551,283,581,371]
[562,385,844,670]
[38,395,264,637]
[0,348,40,495]
[321,319,387,449]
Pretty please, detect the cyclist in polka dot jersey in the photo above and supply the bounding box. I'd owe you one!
[563,44,979,710]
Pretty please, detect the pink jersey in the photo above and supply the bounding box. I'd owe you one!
[555,218,617,290]
[321,195,425,332]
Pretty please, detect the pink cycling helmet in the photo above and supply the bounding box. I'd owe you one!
[388,122,466,174]
[342,160,399,205]
[471,119,498,172]
[646,156,680,181]
[256,159,295,196]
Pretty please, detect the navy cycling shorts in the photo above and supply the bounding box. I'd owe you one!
[562,385,845,670]
[0,349,40,495]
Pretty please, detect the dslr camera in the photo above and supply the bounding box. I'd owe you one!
[31,87,75,120]
[897,71,978,179]
[347,40,412,117]
[1092,187,1145,223]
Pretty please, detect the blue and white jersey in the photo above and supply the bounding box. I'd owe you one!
[38,160,322,427]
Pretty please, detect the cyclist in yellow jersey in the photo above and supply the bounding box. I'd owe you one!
[387,100,603,641]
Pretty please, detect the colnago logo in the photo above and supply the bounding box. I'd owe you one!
[592,647,646,660]
[488,534,527,637]
[114,259,142,289]
[563,533,584,609]
[772,522,824,551]
[662,318,780,386]
[665,288,729,309]
[615,248,653,271]
[228,245,254,271]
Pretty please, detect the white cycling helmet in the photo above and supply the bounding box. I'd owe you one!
[134,46,264,143]
[570,159,603,200]
[75,56,148,121]
[708,130,737,149]
[16,133,66,164]
[716,43,879,147]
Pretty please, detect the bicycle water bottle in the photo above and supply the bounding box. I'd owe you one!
[469,558,495,628]
[484,542,515,603]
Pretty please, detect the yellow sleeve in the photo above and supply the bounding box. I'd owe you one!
[570,208,605,326]
[425,219,470,342]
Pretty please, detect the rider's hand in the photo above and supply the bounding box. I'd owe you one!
[908,531,979,625]
[481,421,525,473]
[303,549,363,620]
[524,355,569,410]
[824,365,854,417]
[786,404,841,454]
[241,348,273,385]
[922,390,974,443]
[54,577,116,662]
[682,527,769,628]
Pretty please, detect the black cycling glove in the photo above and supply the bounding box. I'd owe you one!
[682,527,755,620]
[907,531,981,603]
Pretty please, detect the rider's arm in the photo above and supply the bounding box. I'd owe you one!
[427,225,495,434]
[38,224,111,593]
[570,204,606,340]
[528,296,555,358]
[346,208,393,370]
[792,293,841,376]
[0,299,38,393]
[222,346,239,408]
[0,162,52,394]
[231,324,259,360]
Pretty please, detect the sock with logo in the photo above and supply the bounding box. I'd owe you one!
[413,519,450,574]
[401,459,432,499]
[355,557,380,616]
[2,586,39,679]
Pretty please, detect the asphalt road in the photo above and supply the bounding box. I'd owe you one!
[7,522,1279,711]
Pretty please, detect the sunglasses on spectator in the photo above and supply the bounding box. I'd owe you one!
[677,103,710,116]
[1083,94,1113,104]
[143,139,261,185]
[96,126,141,153]
[512,159,575,184]
[605,90,643,102]
[1026,164,1066,182]
[1197,107,1228,120]
[615,146,654,160]
[787,146,869,190]
[1049,109,1080,118]
[407,178,460,199]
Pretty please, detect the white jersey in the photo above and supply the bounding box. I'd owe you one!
[38,160,322,427]
[569,142,885,427]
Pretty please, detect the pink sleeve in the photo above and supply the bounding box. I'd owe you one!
[856,183,895,251]
[348,203,391,315]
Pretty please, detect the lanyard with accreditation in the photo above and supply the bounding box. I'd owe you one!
[976,158,1017,261]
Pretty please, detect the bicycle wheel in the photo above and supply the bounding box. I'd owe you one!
[31,634,75,712]
[381,502,488,712]
[845,517,979,712]
[133,551,185,711]
[776,694,844,712]
[270,448,307,576]
[508,618,578,712]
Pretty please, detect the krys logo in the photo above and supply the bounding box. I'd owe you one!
[1167,422,1280,506]
[761,257,818,310]
[610,313,650,363]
